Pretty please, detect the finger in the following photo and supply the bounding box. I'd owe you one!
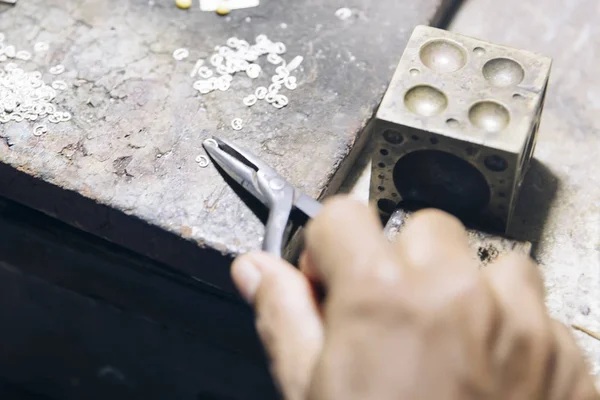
[304,196,397,288]
[394,208,474,272]
[484,254,550,398]
[232,252,324,400]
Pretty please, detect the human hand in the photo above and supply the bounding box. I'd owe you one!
[232,196,598,400]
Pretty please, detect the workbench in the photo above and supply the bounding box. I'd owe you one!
[0,0,598,398]
[0,0,456,398]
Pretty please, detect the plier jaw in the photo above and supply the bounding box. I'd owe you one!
[203,137,322,257]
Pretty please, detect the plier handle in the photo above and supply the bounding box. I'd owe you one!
[203,137,322,257]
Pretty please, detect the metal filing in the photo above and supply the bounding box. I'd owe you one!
[372,25,552,232]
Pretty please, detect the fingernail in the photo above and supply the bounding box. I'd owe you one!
[232,258,262,303]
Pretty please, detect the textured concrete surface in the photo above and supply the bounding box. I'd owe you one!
[450,0,600,379]
[345,0,600,380]
[0,0,454,293]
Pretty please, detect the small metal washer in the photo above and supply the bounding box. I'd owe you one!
[33,124,48,137]
[196,155,210,168]
[231,118,244,131]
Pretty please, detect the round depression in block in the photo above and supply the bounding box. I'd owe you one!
[469,101,510,132]
[419,39,467,73]
[404,85,448,116]
[393,150,490,215]
[482,58,524,87]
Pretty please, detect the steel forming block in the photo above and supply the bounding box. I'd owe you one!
[371,25,552,232]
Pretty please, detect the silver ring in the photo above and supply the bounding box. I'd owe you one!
[196,155,210,167]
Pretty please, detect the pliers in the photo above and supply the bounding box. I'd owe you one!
[203,137,322,257]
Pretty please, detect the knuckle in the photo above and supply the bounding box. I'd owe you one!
[407,208,465,236]
[409,208,465,232]
[314,196,368,227]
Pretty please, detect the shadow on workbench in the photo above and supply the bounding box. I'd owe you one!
[0,196,276,399]
[509,158,559,259]
[0,162,240,294]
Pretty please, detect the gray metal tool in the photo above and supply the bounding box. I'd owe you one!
[203,137,322,257]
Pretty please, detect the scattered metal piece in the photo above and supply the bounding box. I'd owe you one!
[217,78,231,91]
[286,56,304,72]
[255,86,268,99]
[243,94,258,106]
[246,63,261,79]
[49,64,65,75]
[190,59,204,77]
[175,0,193,9]
[33,124,48,137]
[51,80,68,91]
[265,92,277,104]
[231,118,243,130]
[267,53,283,65]
[268,82,282,93]
[193,80,214,94]
[273,42,286,54]
[273,94,289,109]
[3,45,16,58]
[34,42,49,52]
[227,37,240,48]
[197,66,213,79]
[195,155,210,167]
[15,50,31,60]
[173,48,190,61]
[335,7,352,20]
[284,76,298,90]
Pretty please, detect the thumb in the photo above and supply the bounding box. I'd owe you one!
[232,252,324,400]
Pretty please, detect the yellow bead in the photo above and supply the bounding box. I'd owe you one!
[215,4,230,15]
[175,0,192,9]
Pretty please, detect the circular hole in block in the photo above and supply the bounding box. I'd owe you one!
[382,130,404,145]
[499,192,506,198]
[377,162,386,168]
[430,137,439,144]
[378,186,385,192]
[377,198,397,214]
[469,101,510,133]
[482,58,525,87]
[484,155,508,172]
[378,174,385,179]
[380,148,389,156]
[411,135,420,141]
[513,93,525,100]
[404,85,448,116]
[446,118,459,128]
[420,39,467,73]
[409,68,420,76]
[473,47,486,56]
[393,150,491,216]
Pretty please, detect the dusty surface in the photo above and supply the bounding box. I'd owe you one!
[450,0,600,378]
[0,0,453,292]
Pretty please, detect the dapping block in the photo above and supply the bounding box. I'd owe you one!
[372,25,552,232]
